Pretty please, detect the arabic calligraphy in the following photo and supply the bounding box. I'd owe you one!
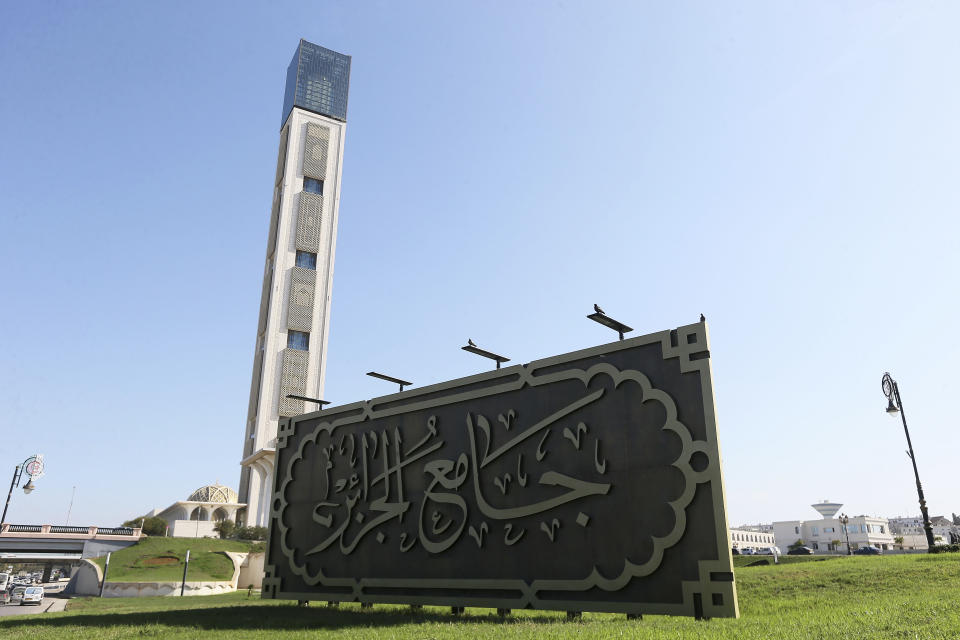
[299,387,613,558]
[277,360,704,591]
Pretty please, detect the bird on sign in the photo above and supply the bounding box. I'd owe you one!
[467,338,477,348]
[700,313,705,322]
[594,304,605,315]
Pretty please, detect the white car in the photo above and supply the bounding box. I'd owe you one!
[20,587,44,606]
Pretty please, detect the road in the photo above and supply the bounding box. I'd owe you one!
[0,582,69,617]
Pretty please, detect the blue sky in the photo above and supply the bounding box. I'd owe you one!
[1,1,958,529]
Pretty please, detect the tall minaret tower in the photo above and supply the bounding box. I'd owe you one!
[238,40,351,526]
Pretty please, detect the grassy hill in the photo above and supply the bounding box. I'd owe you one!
[91,536,262,582]
[2,553,955,638]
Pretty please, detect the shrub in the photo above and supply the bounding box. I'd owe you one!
[214,519,236,539]
[930,544,960,554]
[234,526,268,541]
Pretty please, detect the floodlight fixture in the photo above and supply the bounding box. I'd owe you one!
[587,308,633,341]
[285,394,331,407]
[367,371,412,392]
[462,342,510,370]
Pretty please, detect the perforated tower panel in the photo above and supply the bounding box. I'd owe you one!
[303,124,329,179]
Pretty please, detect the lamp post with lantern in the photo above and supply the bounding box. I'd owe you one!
[882,372,936,551]
[2,454,45,524]
[839,513,852,555]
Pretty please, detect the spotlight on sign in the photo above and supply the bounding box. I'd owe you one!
[462,340,510,370]
[367,371,412,392]
[587,304,633,341]
[285,394,331,408]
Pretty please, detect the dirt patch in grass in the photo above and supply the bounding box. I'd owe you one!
[142,556,180,566]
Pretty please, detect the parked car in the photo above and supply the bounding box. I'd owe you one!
[0,589,10,605]
[20,587,44,606]
[756,548,774,555]
[854,546,882,555]
[10,587,26,604]
[740,548,756,555]
[788,546,814,555]
[731,547,741,555]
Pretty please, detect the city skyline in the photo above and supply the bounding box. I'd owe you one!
[1,2,958,529]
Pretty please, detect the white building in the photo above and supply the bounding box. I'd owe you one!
[150,484,245,538]
[889,515,960,548]
[237,40,352,527]
[730,527,776,552]
[929,516,959,544]
[772,500,894,553]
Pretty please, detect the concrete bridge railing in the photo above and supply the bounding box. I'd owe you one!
[0,523,143,540]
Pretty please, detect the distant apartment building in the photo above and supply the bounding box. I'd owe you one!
[730,527,776,551]
[930,516,960,543]
[772,501,894,553]
[889,515,960,548]
[736,523,774,535]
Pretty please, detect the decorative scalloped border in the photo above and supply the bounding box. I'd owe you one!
[264,322,738,618]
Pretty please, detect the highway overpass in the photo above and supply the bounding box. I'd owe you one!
[0,524,142,572]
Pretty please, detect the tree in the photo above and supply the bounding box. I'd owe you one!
[214,519,236,539]
[894,536,904,548]
[122,516,167,536]
[831,540,842,552]
[788,539,805,549]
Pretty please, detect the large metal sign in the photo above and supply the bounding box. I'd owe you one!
[264,322,738,618]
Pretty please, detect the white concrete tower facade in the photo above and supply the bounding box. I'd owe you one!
[238,41,351,526]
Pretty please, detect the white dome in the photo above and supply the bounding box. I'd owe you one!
[188,484,238,504]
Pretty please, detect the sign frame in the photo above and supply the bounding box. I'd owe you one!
[263,322,738,618]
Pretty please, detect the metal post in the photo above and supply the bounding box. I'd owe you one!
[893,381,936,550]
[180,550,190,596]
[99,552,111,597]
[65,486,76,525]
[840,514,851,555]
[1,465,22,524]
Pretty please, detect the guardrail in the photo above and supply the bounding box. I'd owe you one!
[6,525,41,533]
[49,526,97,534]
[1,524,142,538]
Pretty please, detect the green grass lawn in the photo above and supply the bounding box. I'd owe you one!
[731,553,842,568]
[3,554,959,639]
[90,536,262,582]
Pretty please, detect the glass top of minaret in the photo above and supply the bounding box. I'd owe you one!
[281,39,351,127]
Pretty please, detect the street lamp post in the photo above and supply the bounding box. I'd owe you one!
[839,513,852,555]
[1,454,44,524]
[882,372,936,551]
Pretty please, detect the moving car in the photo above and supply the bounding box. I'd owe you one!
[20,586,44,605]
[787,546,814,555]
[854,545,882,555]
